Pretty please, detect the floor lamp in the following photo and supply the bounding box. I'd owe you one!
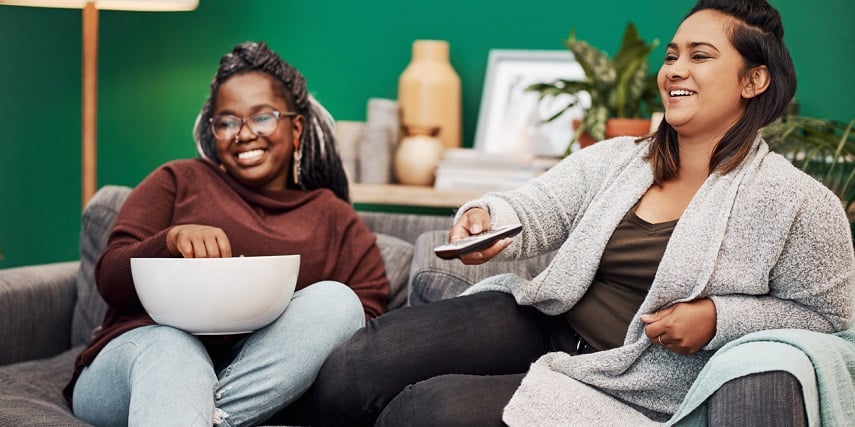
[0,0,198,207]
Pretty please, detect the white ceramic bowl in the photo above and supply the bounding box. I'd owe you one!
[131,255,300,335]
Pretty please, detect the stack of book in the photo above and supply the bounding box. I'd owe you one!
[433,149,560,192]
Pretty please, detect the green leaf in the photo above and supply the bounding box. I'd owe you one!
[585,104,608,141]
[542,103,580,123]
[566,122,588,156]
[525,79,593,97]
[565,38,615,88]
[610,58,648,117]
[764,115,855,215]
[525,79,593,123]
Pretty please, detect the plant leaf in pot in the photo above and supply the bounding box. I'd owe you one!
[526,22,662,155]
[763,114,855,222]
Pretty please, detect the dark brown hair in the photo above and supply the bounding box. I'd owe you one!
[647,0,796,184]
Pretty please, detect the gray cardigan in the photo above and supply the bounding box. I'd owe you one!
[458,136,855,425]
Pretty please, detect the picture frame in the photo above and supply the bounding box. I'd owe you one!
[474,49,587,158]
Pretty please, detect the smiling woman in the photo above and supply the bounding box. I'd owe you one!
[65,41,391,426]
[306,1,853,426]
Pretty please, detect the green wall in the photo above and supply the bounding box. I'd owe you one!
[1,0,853,268]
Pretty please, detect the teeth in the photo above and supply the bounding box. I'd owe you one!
[236,149,264,160]
[670,89,695,97]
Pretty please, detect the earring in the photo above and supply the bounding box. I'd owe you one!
[293,149,302,186]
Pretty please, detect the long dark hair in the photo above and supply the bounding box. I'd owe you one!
[647,0,797,184]
[194,41,349,202]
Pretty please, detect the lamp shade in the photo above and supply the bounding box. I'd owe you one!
[0,0,197,11]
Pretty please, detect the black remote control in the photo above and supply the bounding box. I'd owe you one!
[433,224,523,259]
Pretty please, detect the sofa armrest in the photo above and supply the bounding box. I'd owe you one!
[0,261,79,365]
[708,371,807,425]
[408,230,555,305]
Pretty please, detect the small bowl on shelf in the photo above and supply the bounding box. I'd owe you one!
[130,255,300,335]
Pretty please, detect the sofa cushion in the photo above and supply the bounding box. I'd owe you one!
[358,212,452,244]
[408,230,556,305]
[374,233,413,310]
[0,346,90,426]
[71,186,131,348]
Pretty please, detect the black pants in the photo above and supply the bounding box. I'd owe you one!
[283,291,807,426]
[308,292,581,427]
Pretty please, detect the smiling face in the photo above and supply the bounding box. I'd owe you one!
[658,10,758,142]
[213,72,303,192]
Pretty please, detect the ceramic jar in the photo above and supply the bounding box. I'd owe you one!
[359,125,393,184]
[334,120,364,182]
[398,40,461,150]
[394,126,444,186]
[366,98,400,145]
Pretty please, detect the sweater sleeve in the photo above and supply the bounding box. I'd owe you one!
[707,188,855,349]
[94,166,177,312]
[456,138,639,260]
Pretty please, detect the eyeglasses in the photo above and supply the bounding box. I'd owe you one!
[209,110,298,141]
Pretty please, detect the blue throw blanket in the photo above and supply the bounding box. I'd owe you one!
[667,328,855,426]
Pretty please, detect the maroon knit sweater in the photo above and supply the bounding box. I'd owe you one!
[64,159,389,403]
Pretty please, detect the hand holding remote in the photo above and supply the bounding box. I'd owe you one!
[434,223,522,260]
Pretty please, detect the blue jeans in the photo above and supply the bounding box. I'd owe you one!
[72,281,364,427]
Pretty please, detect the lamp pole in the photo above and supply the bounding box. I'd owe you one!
[82,0,97,207]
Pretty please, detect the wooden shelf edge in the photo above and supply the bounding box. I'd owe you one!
[350,183,486,208]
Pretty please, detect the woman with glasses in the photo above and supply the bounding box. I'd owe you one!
[65,41,390,426]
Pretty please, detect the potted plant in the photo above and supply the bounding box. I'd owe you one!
[762,112,855,223]
[527,22,661,154]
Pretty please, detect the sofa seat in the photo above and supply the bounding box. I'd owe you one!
[0,185,462,426]
[0,347,89,427]
[2,185,841,425]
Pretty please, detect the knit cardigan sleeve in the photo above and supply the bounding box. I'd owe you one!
[707,179,855,348]
[456,137,643,260]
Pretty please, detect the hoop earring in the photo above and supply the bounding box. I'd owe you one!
[293,149,302,186]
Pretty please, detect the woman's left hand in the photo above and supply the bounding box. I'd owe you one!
[640,298,717,354]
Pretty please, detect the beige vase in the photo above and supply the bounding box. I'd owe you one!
[395,126,444,186]
[398,40,461,150]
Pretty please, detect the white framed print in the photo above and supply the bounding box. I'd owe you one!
[474,49,588,158]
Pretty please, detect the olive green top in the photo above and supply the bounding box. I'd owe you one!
[565,207,677,351]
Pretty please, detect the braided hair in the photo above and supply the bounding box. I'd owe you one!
[194,41,349,202]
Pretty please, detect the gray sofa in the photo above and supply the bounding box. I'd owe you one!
[0,185,809,426]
